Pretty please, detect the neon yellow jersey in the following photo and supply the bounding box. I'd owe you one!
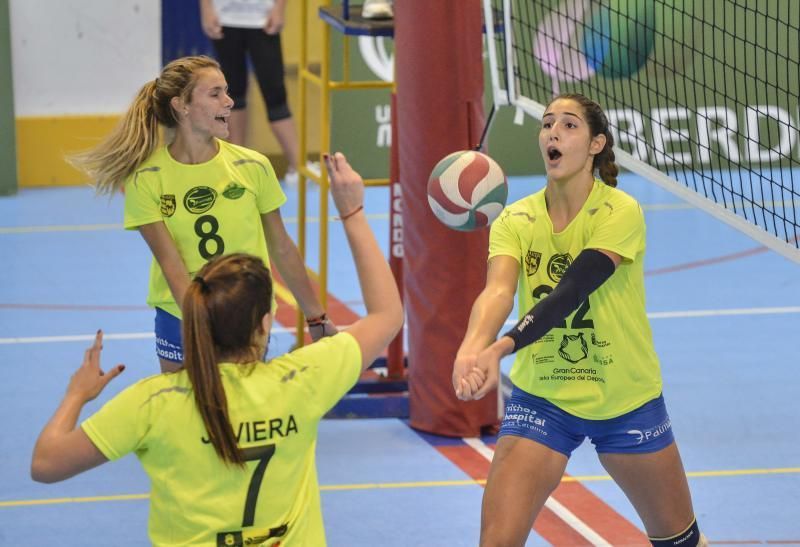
[489,179,661,419]
[123,140,285,318]
[82,332,361,547]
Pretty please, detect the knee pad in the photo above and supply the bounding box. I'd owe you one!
[649,518,702,547]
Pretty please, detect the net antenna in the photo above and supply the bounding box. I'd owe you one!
[482,0,800,264]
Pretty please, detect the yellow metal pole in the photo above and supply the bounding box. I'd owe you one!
[295,0,310,346]
[318,1,331,312]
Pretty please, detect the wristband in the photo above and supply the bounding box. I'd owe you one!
[338,204,364,221]
[306,312,328,326]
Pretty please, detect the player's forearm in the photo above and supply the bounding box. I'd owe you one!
[269,242,325,318]
[458,288,515,356]
[163,267,190,311]
[341,210,402,326]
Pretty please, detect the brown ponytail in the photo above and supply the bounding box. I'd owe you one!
[182,254,273,467]
[548,93,619,187]
[68,55,221,195]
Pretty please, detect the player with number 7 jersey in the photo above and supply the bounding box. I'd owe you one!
[80,331,362,546]
[31,152,404,546]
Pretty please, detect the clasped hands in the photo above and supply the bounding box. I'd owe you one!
[452,336,514,401]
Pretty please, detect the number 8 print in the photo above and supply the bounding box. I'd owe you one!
[195,214,225,259]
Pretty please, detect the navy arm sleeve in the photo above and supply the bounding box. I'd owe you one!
[503,249,616,353]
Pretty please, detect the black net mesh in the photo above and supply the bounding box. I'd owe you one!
[486,0,800,258]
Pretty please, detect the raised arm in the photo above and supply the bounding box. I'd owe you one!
[323,152,403,370]
[31,331,124,483]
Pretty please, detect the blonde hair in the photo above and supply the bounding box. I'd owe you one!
[69,55,221,194]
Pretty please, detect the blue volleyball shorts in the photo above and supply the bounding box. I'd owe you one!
[154,307,183,364]
[499,386,675,456]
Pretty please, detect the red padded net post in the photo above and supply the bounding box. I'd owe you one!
[395,0,499,436]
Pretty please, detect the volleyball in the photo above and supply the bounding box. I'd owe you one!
[427,150,508,231]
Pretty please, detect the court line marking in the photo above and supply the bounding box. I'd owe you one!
[0,327,293,345]
[0,213,390,235]
[0,200,726,235]
[3,306,798,345]
[2,467,797,509]
[464,437,611,546]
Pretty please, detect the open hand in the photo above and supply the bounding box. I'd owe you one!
[66,330,125,403]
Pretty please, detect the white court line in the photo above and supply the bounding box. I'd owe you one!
[1,201,720,235]
[645,306,800,319]
[502,305,800,325]
[0,325,297,345]
[462,437,612,546]
[1,306,798,345]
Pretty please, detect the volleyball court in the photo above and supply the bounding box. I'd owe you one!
[1,1,799,545]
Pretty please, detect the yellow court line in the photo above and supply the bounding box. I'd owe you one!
[2,467,798,509]
[685,467,800,478]
[1,493,150,507]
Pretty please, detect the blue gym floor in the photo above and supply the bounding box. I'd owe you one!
[1,172,798,546]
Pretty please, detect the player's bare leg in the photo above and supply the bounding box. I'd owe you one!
[599,442,697,539]
[480,436,568,547]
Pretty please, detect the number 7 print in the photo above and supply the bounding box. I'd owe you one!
[241,444,276,527]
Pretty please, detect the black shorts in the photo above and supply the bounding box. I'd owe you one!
[212,27,291,121]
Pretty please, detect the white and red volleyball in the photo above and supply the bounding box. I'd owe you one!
[427,150,508,231]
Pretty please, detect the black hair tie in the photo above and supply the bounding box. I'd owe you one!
[194,275,210,293]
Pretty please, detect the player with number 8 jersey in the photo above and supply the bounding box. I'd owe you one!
[124,139,282,319]
[68,55,337,373]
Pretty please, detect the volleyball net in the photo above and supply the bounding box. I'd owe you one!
[483,0,800,263]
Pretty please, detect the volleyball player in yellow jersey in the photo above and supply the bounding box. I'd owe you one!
[453,94,707,547]
[70,55,336,373]
[32,153,402,546]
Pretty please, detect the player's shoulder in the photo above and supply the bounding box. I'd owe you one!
[593,180,641,211]
[495,187,545,227]
[218,140,271,165]
[125,146,170,186]
[124,370,192,402]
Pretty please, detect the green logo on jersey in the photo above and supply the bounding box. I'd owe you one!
[184,186,217,214]
[222,182,246,200]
